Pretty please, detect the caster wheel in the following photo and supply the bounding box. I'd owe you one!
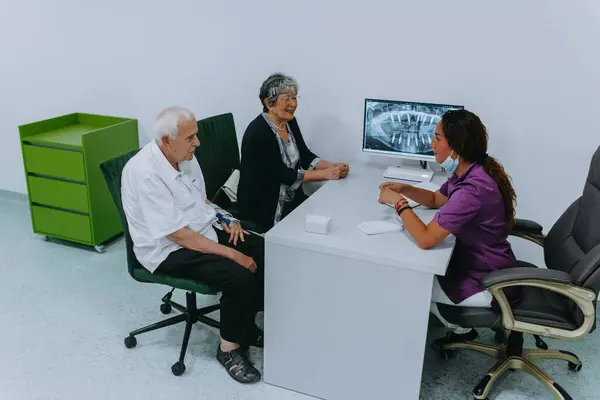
[160,303,172,314]
[439,349,456,361]
[172,361,186,376]
[568,361,582,372]
[42,235,49,242]
[94,245,105,254]
[124,335,137,349]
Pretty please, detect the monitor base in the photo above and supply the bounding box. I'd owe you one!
[383,166,434,182]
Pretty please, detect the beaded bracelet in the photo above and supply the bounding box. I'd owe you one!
[395,199,408,213]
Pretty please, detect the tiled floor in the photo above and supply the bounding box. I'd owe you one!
[1,192,597,400]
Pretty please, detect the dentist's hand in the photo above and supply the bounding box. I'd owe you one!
[378,188,405,206]
[379,182,408,194]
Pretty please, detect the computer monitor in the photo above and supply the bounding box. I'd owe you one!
[362,98,464,162]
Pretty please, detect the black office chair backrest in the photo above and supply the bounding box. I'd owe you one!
[545,145,600,293]
[100,149,144,278]
[194,112,240,202]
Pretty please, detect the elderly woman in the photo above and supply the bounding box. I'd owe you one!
[238,73,349,232]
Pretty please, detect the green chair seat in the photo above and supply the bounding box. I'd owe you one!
[133,267,219,295]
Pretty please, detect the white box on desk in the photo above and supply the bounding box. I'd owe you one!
[305,213,331,235]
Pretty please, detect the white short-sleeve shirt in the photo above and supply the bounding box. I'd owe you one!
[121,140,219,273]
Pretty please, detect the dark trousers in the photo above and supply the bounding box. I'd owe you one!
[155,228,264,345]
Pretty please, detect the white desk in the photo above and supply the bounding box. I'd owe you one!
[263,162,455,400]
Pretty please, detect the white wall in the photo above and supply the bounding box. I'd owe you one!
[2,0,599,264]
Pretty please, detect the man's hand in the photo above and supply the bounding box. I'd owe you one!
[332,162,349,178]
[232,251,257,273]
[221,221,250,246]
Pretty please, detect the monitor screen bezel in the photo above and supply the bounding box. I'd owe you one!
[361,98,464,162]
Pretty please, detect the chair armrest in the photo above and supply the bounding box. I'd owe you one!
[481,267,572,288]
[513,218,543,234]
[484,269,596,341]
[510,218,545,247]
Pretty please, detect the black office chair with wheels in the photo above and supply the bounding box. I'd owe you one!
[436,145,600,400]
[100,149,221,377]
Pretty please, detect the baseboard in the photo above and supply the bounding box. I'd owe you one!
[0,189,27,202]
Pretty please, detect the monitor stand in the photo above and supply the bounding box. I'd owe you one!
[383,164,433,182]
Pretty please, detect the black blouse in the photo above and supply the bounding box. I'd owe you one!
[238,114,319,232]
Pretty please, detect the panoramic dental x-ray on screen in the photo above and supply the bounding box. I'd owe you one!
[363,99,464,160]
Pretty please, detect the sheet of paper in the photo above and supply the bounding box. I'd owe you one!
[359,220,403,235]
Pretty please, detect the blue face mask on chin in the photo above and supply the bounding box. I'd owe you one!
[440,151,459,173]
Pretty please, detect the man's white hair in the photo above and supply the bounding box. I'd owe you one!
[154,106,196,142]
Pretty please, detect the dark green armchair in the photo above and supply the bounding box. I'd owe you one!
[100,149,221,377]
[195,112,264,233]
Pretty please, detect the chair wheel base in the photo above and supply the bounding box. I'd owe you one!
[493,329,505,344]
[473,374,491,398]
[568,361,582,372]
[439,349,456,361]
[535,335,549,350]
[172,361,186,376]
[124,335,137,348]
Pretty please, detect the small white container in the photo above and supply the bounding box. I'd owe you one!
[305,213,331,235]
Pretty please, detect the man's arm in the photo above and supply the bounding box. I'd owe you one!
[205,199,238,224]
[168,226,256,272]
[204,199,250,246]
[168,227,235,258]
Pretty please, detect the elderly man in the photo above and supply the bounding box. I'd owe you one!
[121,106,263,384]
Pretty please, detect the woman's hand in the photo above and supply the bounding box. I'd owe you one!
[378,181,408,194]
[332,162,349,178]
[378,188,405,205]
[322,165,343,180]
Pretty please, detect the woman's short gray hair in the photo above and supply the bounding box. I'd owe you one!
[154,106,196,142]
[259,73,298,112]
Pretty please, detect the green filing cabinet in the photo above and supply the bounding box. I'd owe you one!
[18,113,139,253]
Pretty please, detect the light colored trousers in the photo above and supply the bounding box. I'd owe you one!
[430,277,493,334]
